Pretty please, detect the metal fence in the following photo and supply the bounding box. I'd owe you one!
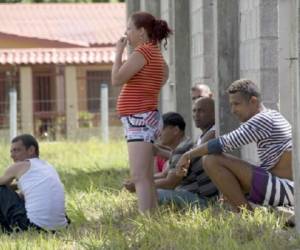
[0,93,123,142]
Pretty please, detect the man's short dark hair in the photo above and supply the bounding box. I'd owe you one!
[227,79,261,101]
[11,134,39,157]
[162,112,186,132]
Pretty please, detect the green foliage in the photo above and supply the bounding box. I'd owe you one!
[0,140,298,249]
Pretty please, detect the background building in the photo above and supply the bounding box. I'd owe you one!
[0,3,125,140]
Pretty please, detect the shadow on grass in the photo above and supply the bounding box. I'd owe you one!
[60,168,130,192]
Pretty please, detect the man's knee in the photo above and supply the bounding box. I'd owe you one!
[202,154,221,172]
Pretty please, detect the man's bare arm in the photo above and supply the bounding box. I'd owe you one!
[0,165,18,186]
[0,162,29,187]
[154,170,182,189]
[153,163,169,180]
[153,144,172,159]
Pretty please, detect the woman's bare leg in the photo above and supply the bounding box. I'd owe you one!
[128,141,157,213]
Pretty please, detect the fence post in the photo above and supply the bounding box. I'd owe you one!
[9,87,17,140]
[100,83,109,143]
[291,0,300,233]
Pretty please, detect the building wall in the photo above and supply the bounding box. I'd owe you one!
[190,0,215,88]
[0,34,78,48]
[160,0,176,113]
[278,0,293,123]
[240,0,279,110]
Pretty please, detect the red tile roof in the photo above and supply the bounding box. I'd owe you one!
[0,3,126,47]
[0,48,127,65]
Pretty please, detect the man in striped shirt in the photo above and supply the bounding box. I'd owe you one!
[176,79,293,211]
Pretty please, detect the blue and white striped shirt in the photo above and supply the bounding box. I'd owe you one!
[219,108,292,170]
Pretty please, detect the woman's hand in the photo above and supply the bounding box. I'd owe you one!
[116,36,127,54]
[175,152,190,177]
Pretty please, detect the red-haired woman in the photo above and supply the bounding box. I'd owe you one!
[112,11,172,213]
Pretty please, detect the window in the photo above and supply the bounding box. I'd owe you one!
[33,72,54,113]
[0,72,7,115]
[86,70,111,113]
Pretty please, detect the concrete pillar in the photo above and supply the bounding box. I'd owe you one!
[55,66,65,114]
[20,66,33,134]
[160,0,176,113]
[278,0,293,123]
[202,0,215,88]
[259,0,279,110]
[290,0,300,234]
[239,0,278,111]
[141,0,160,17]
[126,0,140,18]
[213,0,240,140]
[9,87,17,140]
[190,0,215,87]
[173,0,192,136]
[239,0,261,163]
[65,66,78,140]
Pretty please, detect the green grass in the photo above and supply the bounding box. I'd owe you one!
[0,139,298,250]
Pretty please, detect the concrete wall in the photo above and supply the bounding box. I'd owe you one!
[173,0,192,136]
[214,0,240,141]
[190,0,215,88]
[160,0,176,113]
[278,0,293,123]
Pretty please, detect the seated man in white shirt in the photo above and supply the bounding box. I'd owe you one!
[0,134,68,233]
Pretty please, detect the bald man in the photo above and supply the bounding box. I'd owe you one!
[157,97,218,208]
[191,83,212,101]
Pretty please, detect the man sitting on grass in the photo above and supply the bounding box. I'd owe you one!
[125,99,218,208]
[176,79,293,212]
[0,134,68,233]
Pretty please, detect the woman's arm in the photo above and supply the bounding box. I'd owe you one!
[111,37,146,86]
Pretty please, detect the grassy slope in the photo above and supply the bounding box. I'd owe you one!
[0,140,298,250]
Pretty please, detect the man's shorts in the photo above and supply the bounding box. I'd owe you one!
[120,110,162,143]
[248,167,294,206]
